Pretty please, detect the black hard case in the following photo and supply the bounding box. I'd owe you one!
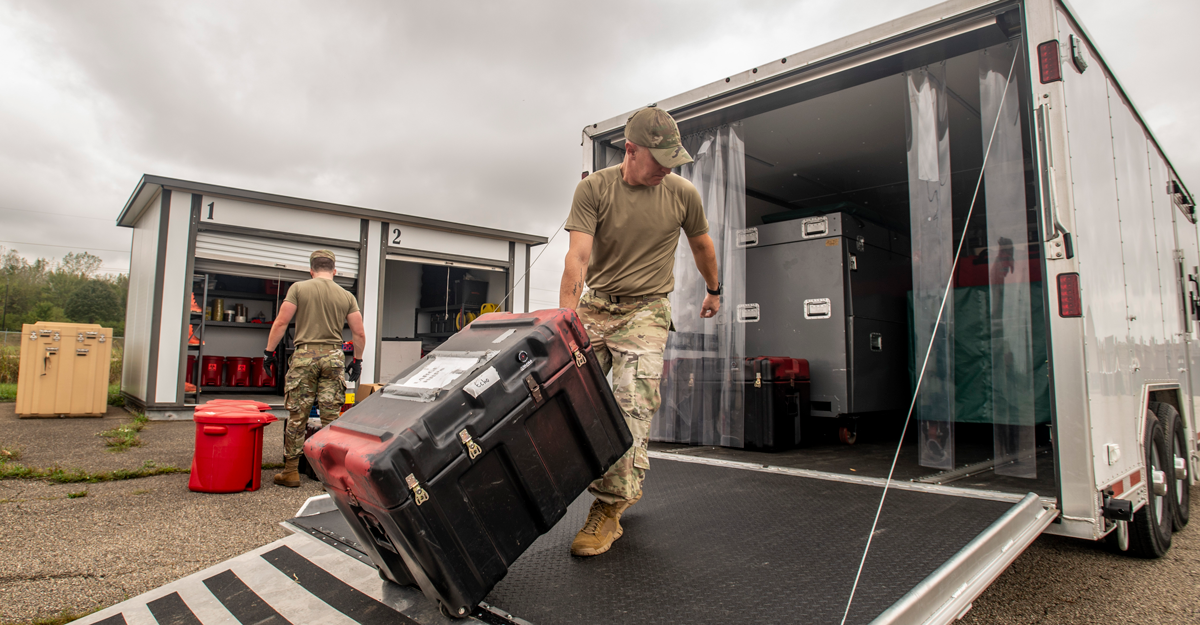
[743,357,811,451]
[305,310,632,617]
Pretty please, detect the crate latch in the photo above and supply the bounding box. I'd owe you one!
[524,375,543,403]
[754,372,762,388]
[458,429,483,460]
[569,341,586,367]
[405,474,430,506]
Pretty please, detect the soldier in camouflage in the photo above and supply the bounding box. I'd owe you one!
[264,250,367,487]
[560,106,721,556]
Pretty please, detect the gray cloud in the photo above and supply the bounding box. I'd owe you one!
[0,0,1194,298]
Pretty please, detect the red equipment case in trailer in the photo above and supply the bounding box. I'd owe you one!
[743,356,810,451]
[305,309,632,617]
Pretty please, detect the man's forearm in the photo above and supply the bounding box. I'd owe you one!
[266,321,287,352]
[559,257,587,309]
[694,239,719,290]
[352,332,366,360]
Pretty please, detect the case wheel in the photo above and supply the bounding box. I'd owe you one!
[1127,410,1173,558]
[838,425,857,445]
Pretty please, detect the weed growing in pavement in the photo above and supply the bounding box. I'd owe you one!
[67,490,87,499]
[0,459,188,483]
[0,445,22,463]
[0,606,103,625]
[99,413,149,452]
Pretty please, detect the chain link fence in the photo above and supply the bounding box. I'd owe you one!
[1,330,125,384]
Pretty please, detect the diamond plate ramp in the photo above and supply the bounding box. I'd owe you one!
[484,458,1013,625]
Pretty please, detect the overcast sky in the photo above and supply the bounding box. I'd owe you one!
[1,0,1196,309]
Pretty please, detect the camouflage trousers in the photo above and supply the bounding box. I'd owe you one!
[283,346,346,460]
[577,290,671,506]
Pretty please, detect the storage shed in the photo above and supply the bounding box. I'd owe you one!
[117,175,546,419]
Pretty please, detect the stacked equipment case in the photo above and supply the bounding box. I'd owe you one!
[305,310,632,617]
[743,357,810,450]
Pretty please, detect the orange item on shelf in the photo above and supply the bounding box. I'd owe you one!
[188,325,201,345]
[190,293,203,313]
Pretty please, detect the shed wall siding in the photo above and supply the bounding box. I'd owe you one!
[121,195,160,400]
[154,192,194,404]
[390,224,510,262]
[199,195,360,242]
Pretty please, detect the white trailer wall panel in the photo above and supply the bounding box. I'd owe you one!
[199,195,360,242]
[154,192,194,404]
[121,194,160,401]
[513,243,528,313]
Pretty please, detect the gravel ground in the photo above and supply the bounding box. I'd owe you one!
[1,402,1198,624]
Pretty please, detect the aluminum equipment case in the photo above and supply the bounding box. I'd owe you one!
[744,212,911,419]
[304,309,632,617]
[743,356,810,450]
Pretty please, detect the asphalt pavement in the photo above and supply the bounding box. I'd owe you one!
[0,402,1197,624]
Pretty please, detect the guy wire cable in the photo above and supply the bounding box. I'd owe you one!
[497,214,571,312]
[839,47,1021,625]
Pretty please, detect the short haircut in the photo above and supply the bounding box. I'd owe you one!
[311,256,335,272]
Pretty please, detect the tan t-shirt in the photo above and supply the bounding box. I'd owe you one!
[284,278,360,347]
[565,165,708,296]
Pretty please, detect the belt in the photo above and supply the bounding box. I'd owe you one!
[590,290,668,305]
[294,343,343,352]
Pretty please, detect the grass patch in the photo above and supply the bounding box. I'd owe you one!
[131,488,151,495]
[67,489,87,499]
[0,459,187,483]
[0,382,14,402]
[99,413,149,452]
[107,383,125,407]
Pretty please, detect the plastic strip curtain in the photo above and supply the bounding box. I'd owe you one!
[906,64,956,471]
[981,42,1038,478]
[652,123,747,447]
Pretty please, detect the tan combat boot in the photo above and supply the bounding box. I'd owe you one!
[273,457,300,488]
[570,493,641,557]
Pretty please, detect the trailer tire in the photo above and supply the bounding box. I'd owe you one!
[1151,402,1190,530]
[1127,413,1173,558]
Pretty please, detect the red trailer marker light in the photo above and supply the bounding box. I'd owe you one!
[1058,273,1082,317]
[1038,40,1062,83]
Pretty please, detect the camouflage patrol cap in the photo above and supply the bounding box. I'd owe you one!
[310,249,336,263]
[625,106,693,168]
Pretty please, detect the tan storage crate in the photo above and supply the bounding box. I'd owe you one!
[16,322,113,417]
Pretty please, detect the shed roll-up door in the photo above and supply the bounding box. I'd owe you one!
[196,231,359,285]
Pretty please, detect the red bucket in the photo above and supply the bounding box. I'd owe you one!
[201,356,225,387]
[188,402,277,493]
[186,355,197,385]
[226,356,252,387]
[250,357,275,387]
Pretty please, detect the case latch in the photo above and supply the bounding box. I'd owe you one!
[754,372,762,388]
[405,474,430,506]
[569,341,586,367]
[524,375,543,403]
[458,429,483,460]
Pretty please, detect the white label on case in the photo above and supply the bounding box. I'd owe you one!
[492,329,516,344]
[463,366,500,398]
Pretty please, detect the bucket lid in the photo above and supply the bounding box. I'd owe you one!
[194,408,278,425]
[203,399,271,411]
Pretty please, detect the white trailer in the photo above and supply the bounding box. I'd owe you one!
[76,2,1195,624]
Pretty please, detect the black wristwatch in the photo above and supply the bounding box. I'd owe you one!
[706,282,722,296]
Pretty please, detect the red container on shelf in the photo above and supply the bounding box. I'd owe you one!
[226,357,252,387]
[188,401,278,493]
[186,355,197,385]
[250,357,275,387]
[201,356,225,387]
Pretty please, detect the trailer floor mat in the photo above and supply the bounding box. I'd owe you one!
[484,456,1015,625]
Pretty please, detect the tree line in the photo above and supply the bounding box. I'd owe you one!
[1,248,128,336]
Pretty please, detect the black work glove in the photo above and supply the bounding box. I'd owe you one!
[345,357,362,382]
[263,349,277,376]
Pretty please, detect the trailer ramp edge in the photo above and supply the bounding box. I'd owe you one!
[871,493,1057,625]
